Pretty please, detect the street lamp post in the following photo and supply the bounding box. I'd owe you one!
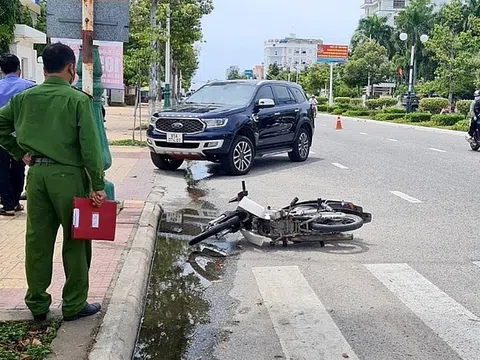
[400,32,429,113]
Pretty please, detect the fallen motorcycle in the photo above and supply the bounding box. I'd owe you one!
[189,182,371,247]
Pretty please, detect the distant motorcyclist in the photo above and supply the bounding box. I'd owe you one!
[467,90,480,141]
[309,95,318,118]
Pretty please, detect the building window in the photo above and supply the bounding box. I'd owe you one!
[274,51,278,56]
[393,0,406,9]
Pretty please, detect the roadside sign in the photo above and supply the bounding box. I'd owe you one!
[244,70,254,78]
[317,44,349,64]
[47,0,130,42]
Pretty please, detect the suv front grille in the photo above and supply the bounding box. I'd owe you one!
[155,118,205,134]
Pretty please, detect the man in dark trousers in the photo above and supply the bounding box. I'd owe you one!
[0,43,107,321]
[0,54,34,216]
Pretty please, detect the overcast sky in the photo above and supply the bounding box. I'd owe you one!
[192,0,364,88]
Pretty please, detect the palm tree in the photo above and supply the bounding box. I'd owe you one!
[351,15,394,57]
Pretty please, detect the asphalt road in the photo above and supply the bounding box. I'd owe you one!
[163,114,480,360]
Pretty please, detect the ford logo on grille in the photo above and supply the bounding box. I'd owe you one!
[171,122,184,129]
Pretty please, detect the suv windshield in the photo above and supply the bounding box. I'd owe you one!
[185,82,257,106]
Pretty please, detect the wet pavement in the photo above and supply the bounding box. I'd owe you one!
[134,198,240,360]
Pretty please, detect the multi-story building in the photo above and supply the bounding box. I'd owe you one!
[264,35,323,75]
[361,0,447,27]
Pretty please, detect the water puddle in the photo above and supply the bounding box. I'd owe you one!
[134,202,234,360]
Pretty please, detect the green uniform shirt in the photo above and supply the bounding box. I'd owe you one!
[0,76,105,191]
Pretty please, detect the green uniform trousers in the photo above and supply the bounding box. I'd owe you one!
[25,163,92,317]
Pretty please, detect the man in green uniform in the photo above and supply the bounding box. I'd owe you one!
[0,43,107,321]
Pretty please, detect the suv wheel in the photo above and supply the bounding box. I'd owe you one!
[288,127,311,162]
[150,152,184,171]
[221,136,254,175]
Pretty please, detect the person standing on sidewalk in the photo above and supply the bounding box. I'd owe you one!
[0,54,35,216]
[0,43,107,321]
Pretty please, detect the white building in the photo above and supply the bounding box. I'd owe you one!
[264,35,323,75]
[7,0,46,84]
[361,0,448,27]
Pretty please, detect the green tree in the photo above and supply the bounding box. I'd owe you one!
[425,0,480,103]
[343,40,394,90]
[266,63,280,80]
[299,63,330,95]
[351,15,394,57]
[227,68,246,80]
[0,0,22,54]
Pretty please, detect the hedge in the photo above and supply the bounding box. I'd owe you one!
[334,97,351,105]
[331,108,344,115]
[317,104,329,112]
[349,98,363,105]
[383,107,406,114]
[431,114,465,126]
[456,100,471,118]
[317,97,328,105]
[378,98,398,107]
[405,112,432,122]
[420,97,449,114]
[366,99,382,109]
[375,113,406,121]
[451,119,470,131]
[343,110,370,117]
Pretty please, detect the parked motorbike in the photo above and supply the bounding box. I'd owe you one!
[189,182,372,247]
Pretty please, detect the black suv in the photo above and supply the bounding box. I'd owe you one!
[146,80,315,175]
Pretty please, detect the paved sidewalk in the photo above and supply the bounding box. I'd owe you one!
[0,106,156,314]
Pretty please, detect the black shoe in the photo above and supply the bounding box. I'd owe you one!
[15,204,24,212]
[64,303,101,321]
[33,312,48,322]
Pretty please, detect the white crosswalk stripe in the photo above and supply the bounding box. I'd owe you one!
[251,262,480,360]
[365,263,480,360]
[253,266,359,360]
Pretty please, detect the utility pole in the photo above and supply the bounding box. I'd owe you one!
[82,0,94,95]
[149,0,157,116]
[163,3,171,108]
[329,63,334,105]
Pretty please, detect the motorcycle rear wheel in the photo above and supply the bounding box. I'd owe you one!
[311,214,364,233]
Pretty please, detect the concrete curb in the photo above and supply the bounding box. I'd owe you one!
[322,114,466,136]
[88,200,162,360]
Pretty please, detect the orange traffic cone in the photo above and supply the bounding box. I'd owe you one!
[336,116,343,130]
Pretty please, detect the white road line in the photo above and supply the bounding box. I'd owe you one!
[360,132,368,135]
[310,150,316,154]
[390,191,422,204]
[365,263,480,360]
[319,123,327,127]
[388,138,398,142]
[253,266,359,360]
[472,261,480,269]
[332,162,349,170]
[429,147,446,153]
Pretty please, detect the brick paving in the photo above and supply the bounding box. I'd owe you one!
[0,106,156,313]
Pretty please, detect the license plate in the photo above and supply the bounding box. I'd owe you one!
[166,212,183,224]
[166,132,183,143]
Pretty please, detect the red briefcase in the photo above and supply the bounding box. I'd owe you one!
[72,197,117,241]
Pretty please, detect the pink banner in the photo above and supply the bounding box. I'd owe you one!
[51,38,124,90]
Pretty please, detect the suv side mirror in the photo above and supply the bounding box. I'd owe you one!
[256,98,275,109]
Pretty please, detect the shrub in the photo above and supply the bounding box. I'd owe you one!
[420,97,449,114]
[375,113,406,121]
[343,110,370,117]
[334,97,351,105]
[349,98,363,106]
[451,119,470,131]
[378,98,398,107]
[317,97,328,105]
[405,112,432,122]
[331,107,344,115]
[456,100,472,118]
[366,99,382,110]
[431,114,465,126]
[317,104,328,112]
[383,107,406,114]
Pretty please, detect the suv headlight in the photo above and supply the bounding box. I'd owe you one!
[204,118,228,128]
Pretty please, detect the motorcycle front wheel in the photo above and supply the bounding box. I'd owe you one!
[470,142,480,151]
[311,213,364,233]
[189,215,242,246]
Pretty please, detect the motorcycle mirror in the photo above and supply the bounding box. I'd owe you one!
[242,181,246,192]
